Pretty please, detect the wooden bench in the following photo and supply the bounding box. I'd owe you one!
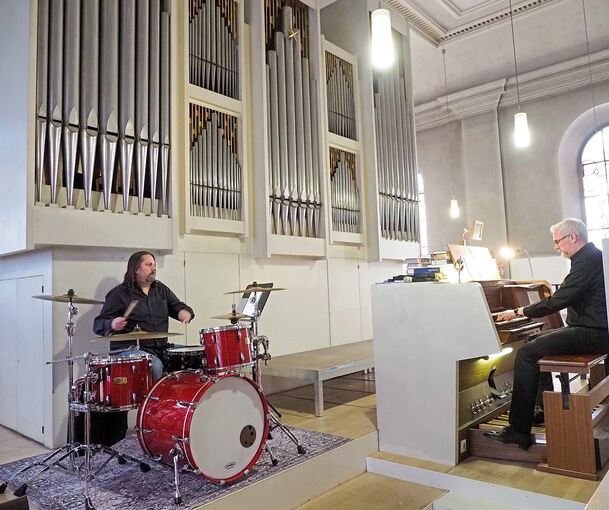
[537,353,609,480]
[262,340,374,417]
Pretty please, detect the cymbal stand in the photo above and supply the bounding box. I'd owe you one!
[248,304,306,456]
[0,291,81,497]
[0,292,150,507]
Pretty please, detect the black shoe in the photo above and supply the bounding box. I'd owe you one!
[533,408,545,425]
[483,426,532,450]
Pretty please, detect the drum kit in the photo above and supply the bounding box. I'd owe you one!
[0,284,305,509]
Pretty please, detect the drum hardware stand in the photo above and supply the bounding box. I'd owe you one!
[247,307,307,457]
[170,443,184,505]
[0,292,150,508]
[0,291,82,496]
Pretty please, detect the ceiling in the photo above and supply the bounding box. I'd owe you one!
[390,0,609,105]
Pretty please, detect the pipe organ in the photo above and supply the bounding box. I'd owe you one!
[325,52,356,141]
[264,0,321,238]
[329,148,360,234]
[373,30,419,243]
[189,104,242,221]
[189,0,240,99]
[35,0,172,216]
[6,0,425,258]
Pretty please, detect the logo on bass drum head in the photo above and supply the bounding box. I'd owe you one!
[225,461,236,470]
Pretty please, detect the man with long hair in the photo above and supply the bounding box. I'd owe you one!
[94,251,195,380]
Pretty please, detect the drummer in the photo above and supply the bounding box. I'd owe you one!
[93,251,195,381]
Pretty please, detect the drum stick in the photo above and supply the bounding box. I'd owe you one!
[123,300,138,319]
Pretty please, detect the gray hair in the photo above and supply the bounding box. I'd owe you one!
[550,218,588,243]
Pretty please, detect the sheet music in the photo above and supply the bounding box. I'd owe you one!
[447,245,500,282]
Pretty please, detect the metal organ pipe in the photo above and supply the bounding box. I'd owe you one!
[47,0,64,205]
[62,0,80,207]
[99,0,119,211]
[34,0,171,215]
[373,31,419,242]
[35,0,49,203]
[119,0,136,213]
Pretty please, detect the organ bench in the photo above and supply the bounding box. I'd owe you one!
[537,353,609,480]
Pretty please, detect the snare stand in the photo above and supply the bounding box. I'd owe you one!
[0,290,150,510]
[246,299,306,457]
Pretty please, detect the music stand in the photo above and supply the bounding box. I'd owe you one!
[237,282,273,319]
[237,282,306,457]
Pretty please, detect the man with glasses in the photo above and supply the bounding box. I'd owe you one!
[485,218,608,449]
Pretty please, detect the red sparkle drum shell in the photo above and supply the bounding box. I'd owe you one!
[137,370,269,484]
[199,324,253,372]
[87,354,152,411]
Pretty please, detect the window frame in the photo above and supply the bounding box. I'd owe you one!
[578,122,609,247]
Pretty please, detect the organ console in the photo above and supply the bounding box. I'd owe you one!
[372,277,564,466]
[372,276,609,476]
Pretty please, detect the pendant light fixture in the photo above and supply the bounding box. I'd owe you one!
[442,47,460,219]
[508,0,530,148]
[371,5,394,69]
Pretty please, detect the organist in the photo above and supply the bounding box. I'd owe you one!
[485,218,609,449]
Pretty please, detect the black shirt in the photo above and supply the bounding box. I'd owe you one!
[524,243,607,330]
[93,280,195,352]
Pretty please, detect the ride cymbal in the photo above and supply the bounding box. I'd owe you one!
[32,293,104,305]
[89,331,183,342]
[224,286,286,295]
[211,312,253,321]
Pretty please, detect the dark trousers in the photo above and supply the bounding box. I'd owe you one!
[509,326,609,434]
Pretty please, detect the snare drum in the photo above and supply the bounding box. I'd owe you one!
[164,346,206,372]
[82,354,152,411]
[200,324,253,372]
[137,370,269,483]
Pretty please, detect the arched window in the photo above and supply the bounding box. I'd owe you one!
[581,125,609,248]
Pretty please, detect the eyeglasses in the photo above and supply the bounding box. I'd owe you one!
[553,234,571,246]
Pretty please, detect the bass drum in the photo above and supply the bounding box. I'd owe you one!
[136,370,269,484]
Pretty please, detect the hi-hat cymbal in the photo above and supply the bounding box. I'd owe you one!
[89,331,183,342]
[224,286,286,295]
[211,312,253,321]
[32,293,104,305]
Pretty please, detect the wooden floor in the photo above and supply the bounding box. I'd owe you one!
[0,370,604,509]
[295,472,444,510]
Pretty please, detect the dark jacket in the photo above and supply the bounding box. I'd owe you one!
[524,243,607,330]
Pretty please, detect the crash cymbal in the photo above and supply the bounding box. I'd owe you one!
[224,286,286,295]
[211,312,253,321]
[32,293,104,305]
[89,331,183,342]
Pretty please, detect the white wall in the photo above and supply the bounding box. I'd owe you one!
[498,83,609,253]
[416,81,609,256]
[416,120,467,252]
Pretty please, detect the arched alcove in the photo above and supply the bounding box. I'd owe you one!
[557,103,609,221]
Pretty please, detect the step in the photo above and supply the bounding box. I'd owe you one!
[432,492,525,510]
[198,431,378,510]
[367,456,586,510]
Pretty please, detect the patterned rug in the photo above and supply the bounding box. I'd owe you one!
[0,427,349,510]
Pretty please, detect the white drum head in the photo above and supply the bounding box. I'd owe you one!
[189,376,266,480]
